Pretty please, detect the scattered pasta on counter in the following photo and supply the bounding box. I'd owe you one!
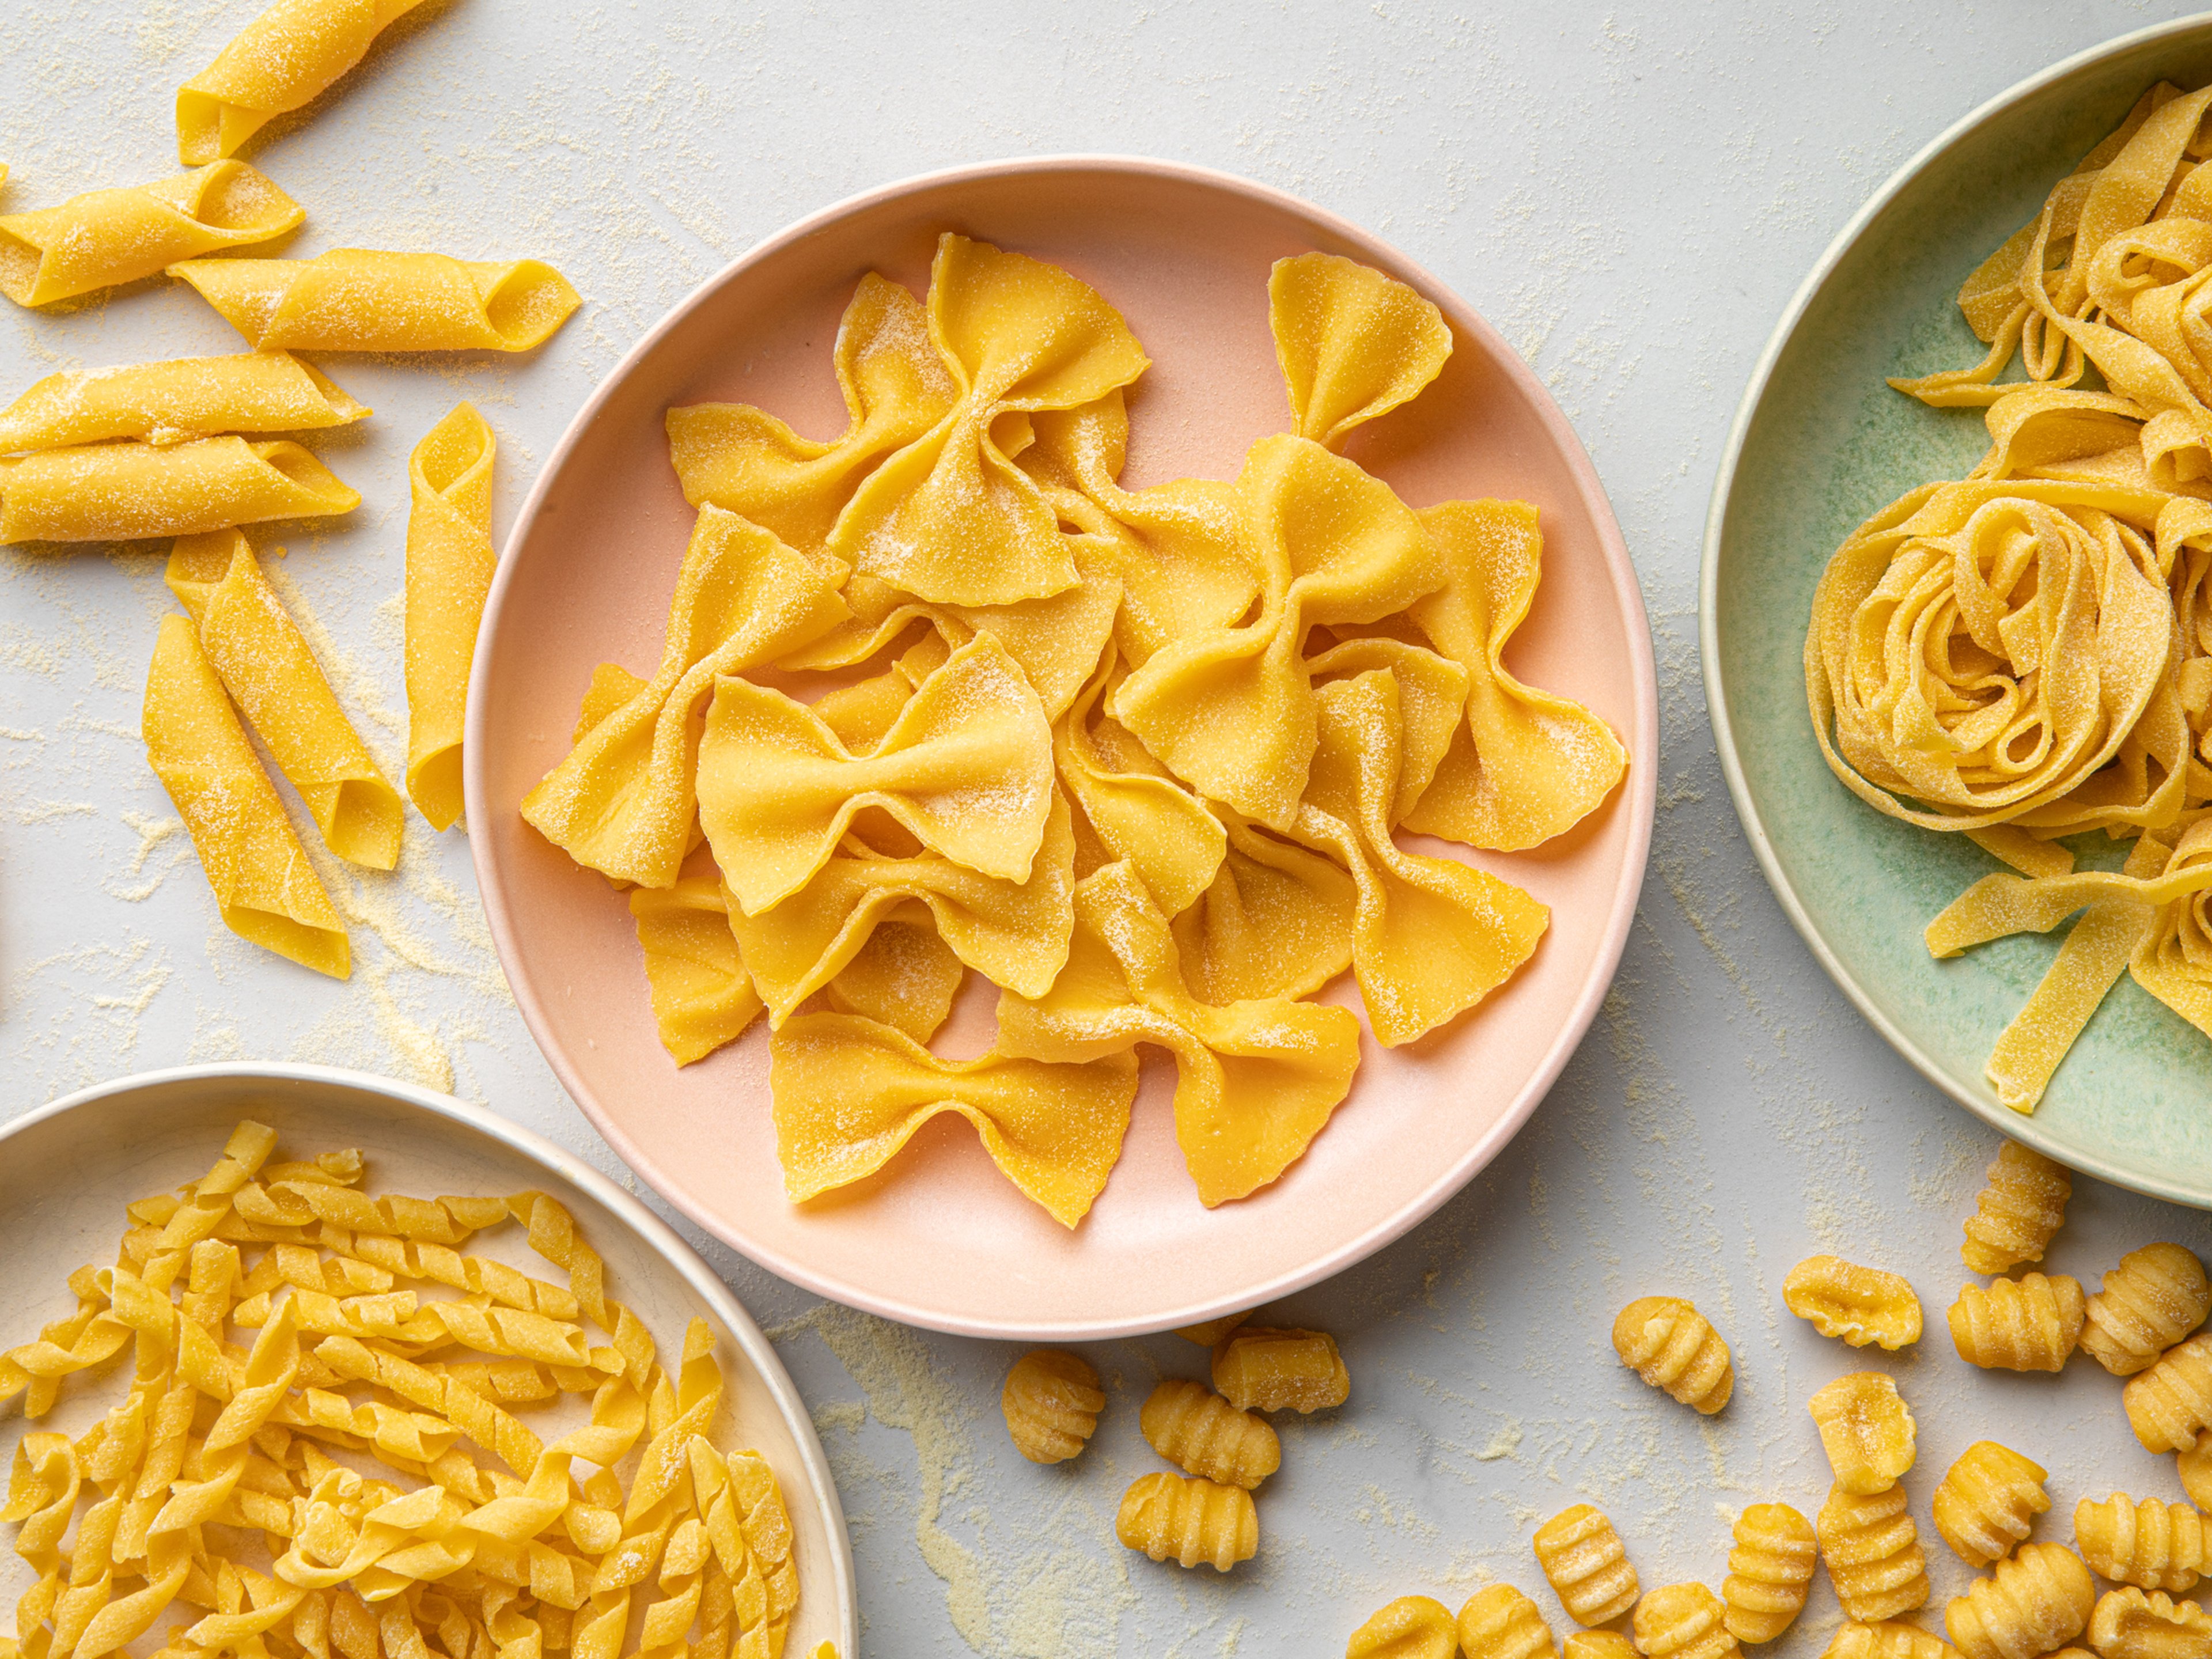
[0,161,302,308]
[1000,1349,1104,1465]
[1809,1371,1919,1495]
[177,0,435,164]
[1933,1442,2051,1569]
[1786,1256,1924,1350]
[1535,1503,1641,1626]
[403,402,498,830]
[0,435,358,544]
[1722,1503,1815,1644]
[1613,1296,1734,1415]
[0,351,368,452]
[171,248,581,353]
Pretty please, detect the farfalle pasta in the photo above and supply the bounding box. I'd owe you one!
[0,351,368,452]
[171,248,581,353]
[524,235,1627,1220]
[0,161,302,307]
[628,865,763,1066]
[0,435,358,543]
[177,0,433,162]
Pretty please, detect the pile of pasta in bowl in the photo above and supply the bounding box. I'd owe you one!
[520,237,1629,1226]
[1806,81,2212,1112]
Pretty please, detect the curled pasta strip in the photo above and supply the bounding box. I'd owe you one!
[403,403,498,832]
[170,250,581,354]
[176,0,434,164]
[0,162,301,307]
[2,437,359,544]
[0,351,365,454]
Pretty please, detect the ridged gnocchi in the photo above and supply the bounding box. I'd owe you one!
[1949,1275,2087,1372]
[1140,1378,1280,1490]
[1348,1596,1459,1659]
[1535,1503,1640,1625]
[1212,1326,1350,1414]
[1613,1297,1733,1414]
[2085,1588,2211,1659]
[1459,1584,1560,1659]
[1933,1442,2051,1569]
[1961,1143,2071,1277]
[1810,1372,1918,1494]
[1824,1622,1965,1659]
[1634,1583,1739,1659]
[1786,1257,1924,1350]
[1821,1484,1933,1623]
[2082,1247,2210,1378]
[2127,1336,2212,1453]
[1570,1634,1641,1659]
[1945,1543,2095,1659]
[1001,1348,1104,1463]
[1724,1503,1816,1644]
[1115,1471,1257,1571]
[2075,1497,2207,1593]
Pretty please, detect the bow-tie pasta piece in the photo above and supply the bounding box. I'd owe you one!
[171,248,581,353]
[176,0,431,163]
[725,794,1076,1026]
[698,631,1055,915]
[627,859,762,1066]
[1172,814,1357,1004]
[521,505,850,889]
[0,436,358,543]
[1307,634,1470,821]
[0,162,302,308]
[1348,1597,1459,1659]
[1402,499,1630,849]
[821,912,965,1044]
[1113,433,1442,830]
[166,530,402,870]
[668,272,959,560]
[404,403,497,831]
[1289,669,1549,1046]
[143,616,349,978]
[0,351,368,452]
[1267,250,1452,450]
[828,233,1150,607]
[768,1012,1138,1226]
[998,861,1362,1206]
[1056,652,1227,916]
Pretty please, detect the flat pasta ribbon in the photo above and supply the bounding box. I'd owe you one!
[170,249,581,353]
[827,233,1150,606]
[997,860,1364,1206]
[0,162,301,308]
[1288,670,1550,1046]
[177,0,433,164]
[168,531,403,870]
[520,505,850,890]
[628,857,763,1067]
[666,272,959,559]
[1267,250,1452,449]
[1112,432,1442,830]
[698,631,1055,915]
[0,437,358,543]
[0,351,368,452]
[142,616,349,978]
[403,403,497,831]
[768,1012,1140,1228]
[1401,498,1629,847]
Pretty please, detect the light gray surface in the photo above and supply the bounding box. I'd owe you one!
[5,3,2212,1656]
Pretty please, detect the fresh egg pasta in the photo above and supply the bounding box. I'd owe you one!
[0,161,301,307]
[0,435,358,543]
[170,247,581,352]
[166,529,403,869]
[630,861,763,1066]
[142,615,350,977]
[177,0,433,164]
[0,350,368,452]
[404,402,497,830]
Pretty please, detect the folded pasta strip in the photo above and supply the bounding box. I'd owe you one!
[0,436,358,544]
[172,248,581,353]
[0,161,301,308]
[404,403,497,830]
[0,351,368,453]
[177,0,435,165]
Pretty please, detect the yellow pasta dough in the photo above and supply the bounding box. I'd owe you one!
[177,0,432,163]
[403,402,497,830]
[0,350,367,452]
[1210,1325,1351,1413]
[1935,1442,2051,1569]
[1139,1378,1280,1490]
[1268,249,1452,448]
[1461,1585,1562,1659]
[1785,1256,1924,1350]
[627,862,763,1066]
[1115,1471,1257,1572]
[0,161,300,306]
[171,248,581,353]
[166,530,402,870]
[1348,1596,1460,1659]
[1001,1348,1104,1464]
[0,435,357,543]
[1809,1371,1918,1494]
[142,615,349,977]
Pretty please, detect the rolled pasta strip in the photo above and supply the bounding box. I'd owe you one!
[168,530,403,870]
[177,0,433,164]
[142,615,349,978]
[170,248,581,352]
[0,161,301,307]
[403,403,496,830]
[0,436,358,543]
[0,351,367,453]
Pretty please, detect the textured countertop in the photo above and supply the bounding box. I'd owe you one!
[6,3,2212,1654]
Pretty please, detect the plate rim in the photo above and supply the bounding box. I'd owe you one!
[3,1060,859,1650]
[1698,12,2212,1209]
[467,152,1661,1336]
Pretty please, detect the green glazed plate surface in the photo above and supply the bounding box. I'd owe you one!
[1704,15,2212,1205]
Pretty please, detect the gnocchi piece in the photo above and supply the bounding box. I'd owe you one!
[1724,1502,1816,1644]
[2074,1497,2207,1593]
[1459,1584,1560,1659]
[1786,1257,1924,1350]
[1535,1503,1640,1626]
[1634,1583,1739,1659]
[2127,1336,2212,1453]
[1571,1636,1641,1659]
[1177,1312,1250,1346]
[1824,1623,1966,1659]
[1139,1379,1280,1490]
[1001,1349,1103,1464]
[2085,1589,2212,1659]
[1613,1297,1734,1414]
[1949,1275,2087,1372]
[2082,1247,2211,1378]
[2181,1435,2212,1512]
[1961,1142,2071,1276]
[1945,1543,2096,1659]
[1211,1326,1349,1414]
[1347,1596,1459,1659]
[1821,1484,1933,1623]
[1114,1472,1257,1571]
[1933,1442,2051,1569]
[1810,1372,1918,1494]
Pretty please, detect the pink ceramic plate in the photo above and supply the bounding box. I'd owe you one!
[467,158,1657,1339]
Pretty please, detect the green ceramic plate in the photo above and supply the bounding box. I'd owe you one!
[1704,16,2212,1206]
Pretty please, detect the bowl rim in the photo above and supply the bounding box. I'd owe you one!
[3,1060,859,1649]
[466,152,1661,1335]
[1698,12,2212,1208]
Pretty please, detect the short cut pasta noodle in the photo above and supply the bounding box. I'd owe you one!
[0,161,300,306]
[1824,1623,1968,1659]
[1349,1597,1460,1659]
[2074,1496,2208,1592]
[1821,1484,1933,1624]
[1963,1143,2073,1275]
[1613,1296,1733,1414]
[1139,1378,1279,1490]
[1785,1257,1923,1350]
[177,0,434,164]
[1535,1503,1639,1626]
[1001,1349,1103,1464]
[1809,1372,1918,1495]
[1114,1472,1257,1571]
[2126,1334,2212,1452]
[1945,1544,2096,1659]
[1459,1584,1560,1659]
[1724,1503,1816,1645]
[0,435,357,543]
[2083,1245,2211,1377]
[1949,1274,2088,1372]
[403,402,498,830]
[1934,1442,2051,1569]
[171,248,581,353]
[0,351,368,452]
[1634,1584,1739,1659]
